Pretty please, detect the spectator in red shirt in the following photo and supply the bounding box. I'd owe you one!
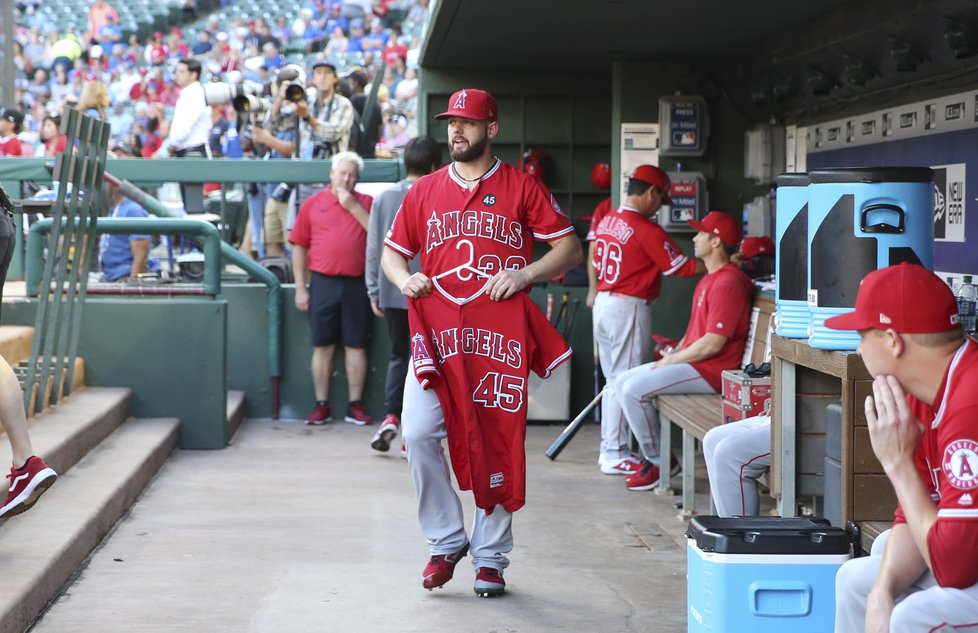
[289,151,375,426]
[146,32,168,66]
[158,80,180,108]
[0,108,25,157]
[87,0,119,45]
[38,114,68,157]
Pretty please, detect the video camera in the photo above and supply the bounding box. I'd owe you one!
[203,65,308,114]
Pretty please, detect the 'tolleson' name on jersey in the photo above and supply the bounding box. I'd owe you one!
[425,210,525,253]
[595,215,636,244]
[430,327,523,368]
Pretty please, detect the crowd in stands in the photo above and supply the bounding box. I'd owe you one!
[2,0,429,159]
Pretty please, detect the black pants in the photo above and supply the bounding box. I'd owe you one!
[175,145,208,213]
[384,308,410,416]
[0,212,13,315]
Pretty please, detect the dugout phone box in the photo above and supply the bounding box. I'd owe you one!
[686,516,851,633]
[657,171,708,231]
[658,95,709,157]
[721,369,772,424]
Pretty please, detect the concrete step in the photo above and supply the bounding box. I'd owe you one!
[0,326,33,366]
[0,387,132,473]
[0,416,179,633]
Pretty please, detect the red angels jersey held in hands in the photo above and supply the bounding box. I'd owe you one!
[590,205,697,301]
[899,338,978,588]
[408,278,572,513]
[384,159,574,279]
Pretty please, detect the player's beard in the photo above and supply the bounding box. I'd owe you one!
[450,132,489,163]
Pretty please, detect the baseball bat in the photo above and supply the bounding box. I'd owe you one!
[562,298,580,339]
[592,338,601,423]
[552,291,568,328]
[545,388,604,460]
[545,293,554,321]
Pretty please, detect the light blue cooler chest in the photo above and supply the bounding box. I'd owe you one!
[774,173,811,339]
[686,516,851,633]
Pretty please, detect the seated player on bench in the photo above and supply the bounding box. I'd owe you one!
[829,264,978,632]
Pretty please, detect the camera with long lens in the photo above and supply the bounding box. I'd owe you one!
[202,80,272,113]
[275,64,307,103]
[203,64,307,114]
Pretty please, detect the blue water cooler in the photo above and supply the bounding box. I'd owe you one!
[807,167,935,350]
[687,516,851,633]
[774,173,810,338]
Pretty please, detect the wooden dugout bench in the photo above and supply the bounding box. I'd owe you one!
[654,300,897,550]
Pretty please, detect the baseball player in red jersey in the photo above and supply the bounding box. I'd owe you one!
[584,162,613,308]
[828,264,978,632]
[381,88,581,597]
[614,211,753,490]
[590,165,702,475]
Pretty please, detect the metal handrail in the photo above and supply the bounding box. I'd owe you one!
[26,218,223,295]
[26,213,285,415]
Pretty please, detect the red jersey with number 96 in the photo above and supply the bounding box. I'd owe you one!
[591,206,697,301]
[385,159,574,278]
[408,278,571,513]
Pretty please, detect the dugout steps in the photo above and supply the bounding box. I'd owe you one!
[0,325,247,632]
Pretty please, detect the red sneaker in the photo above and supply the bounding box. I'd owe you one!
[370,414,399,452]
[422,543,470,590]
[474,567,506,597]
[0,456,57,518]
[345,401,373,426]
[625,460,661,491]
[305,402,332,425]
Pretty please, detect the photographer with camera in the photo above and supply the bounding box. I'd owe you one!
[202,65,306,258]
[291,60,355,227]
[254,60,355,257]
[248,77,302,259]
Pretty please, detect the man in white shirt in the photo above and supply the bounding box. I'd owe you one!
[167,58,212,213]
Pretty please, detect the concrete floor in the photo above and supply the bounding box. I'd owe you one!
[30,420,701,633]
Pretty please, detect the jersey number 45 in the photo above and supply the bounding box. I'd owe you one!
[473,372,525,413]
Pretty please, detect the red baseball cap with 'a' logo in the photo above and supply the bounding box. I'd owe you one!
[688,211,742,247]
[739,236,776,258]
[824,263,960,333]
[434,89,498,122]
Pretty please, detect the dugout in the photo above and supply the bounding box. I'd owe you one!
[411,0,978,422]
[412,0,978,521]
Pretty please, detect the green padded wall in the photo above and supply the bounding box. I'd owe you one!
[4,297,228,449]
